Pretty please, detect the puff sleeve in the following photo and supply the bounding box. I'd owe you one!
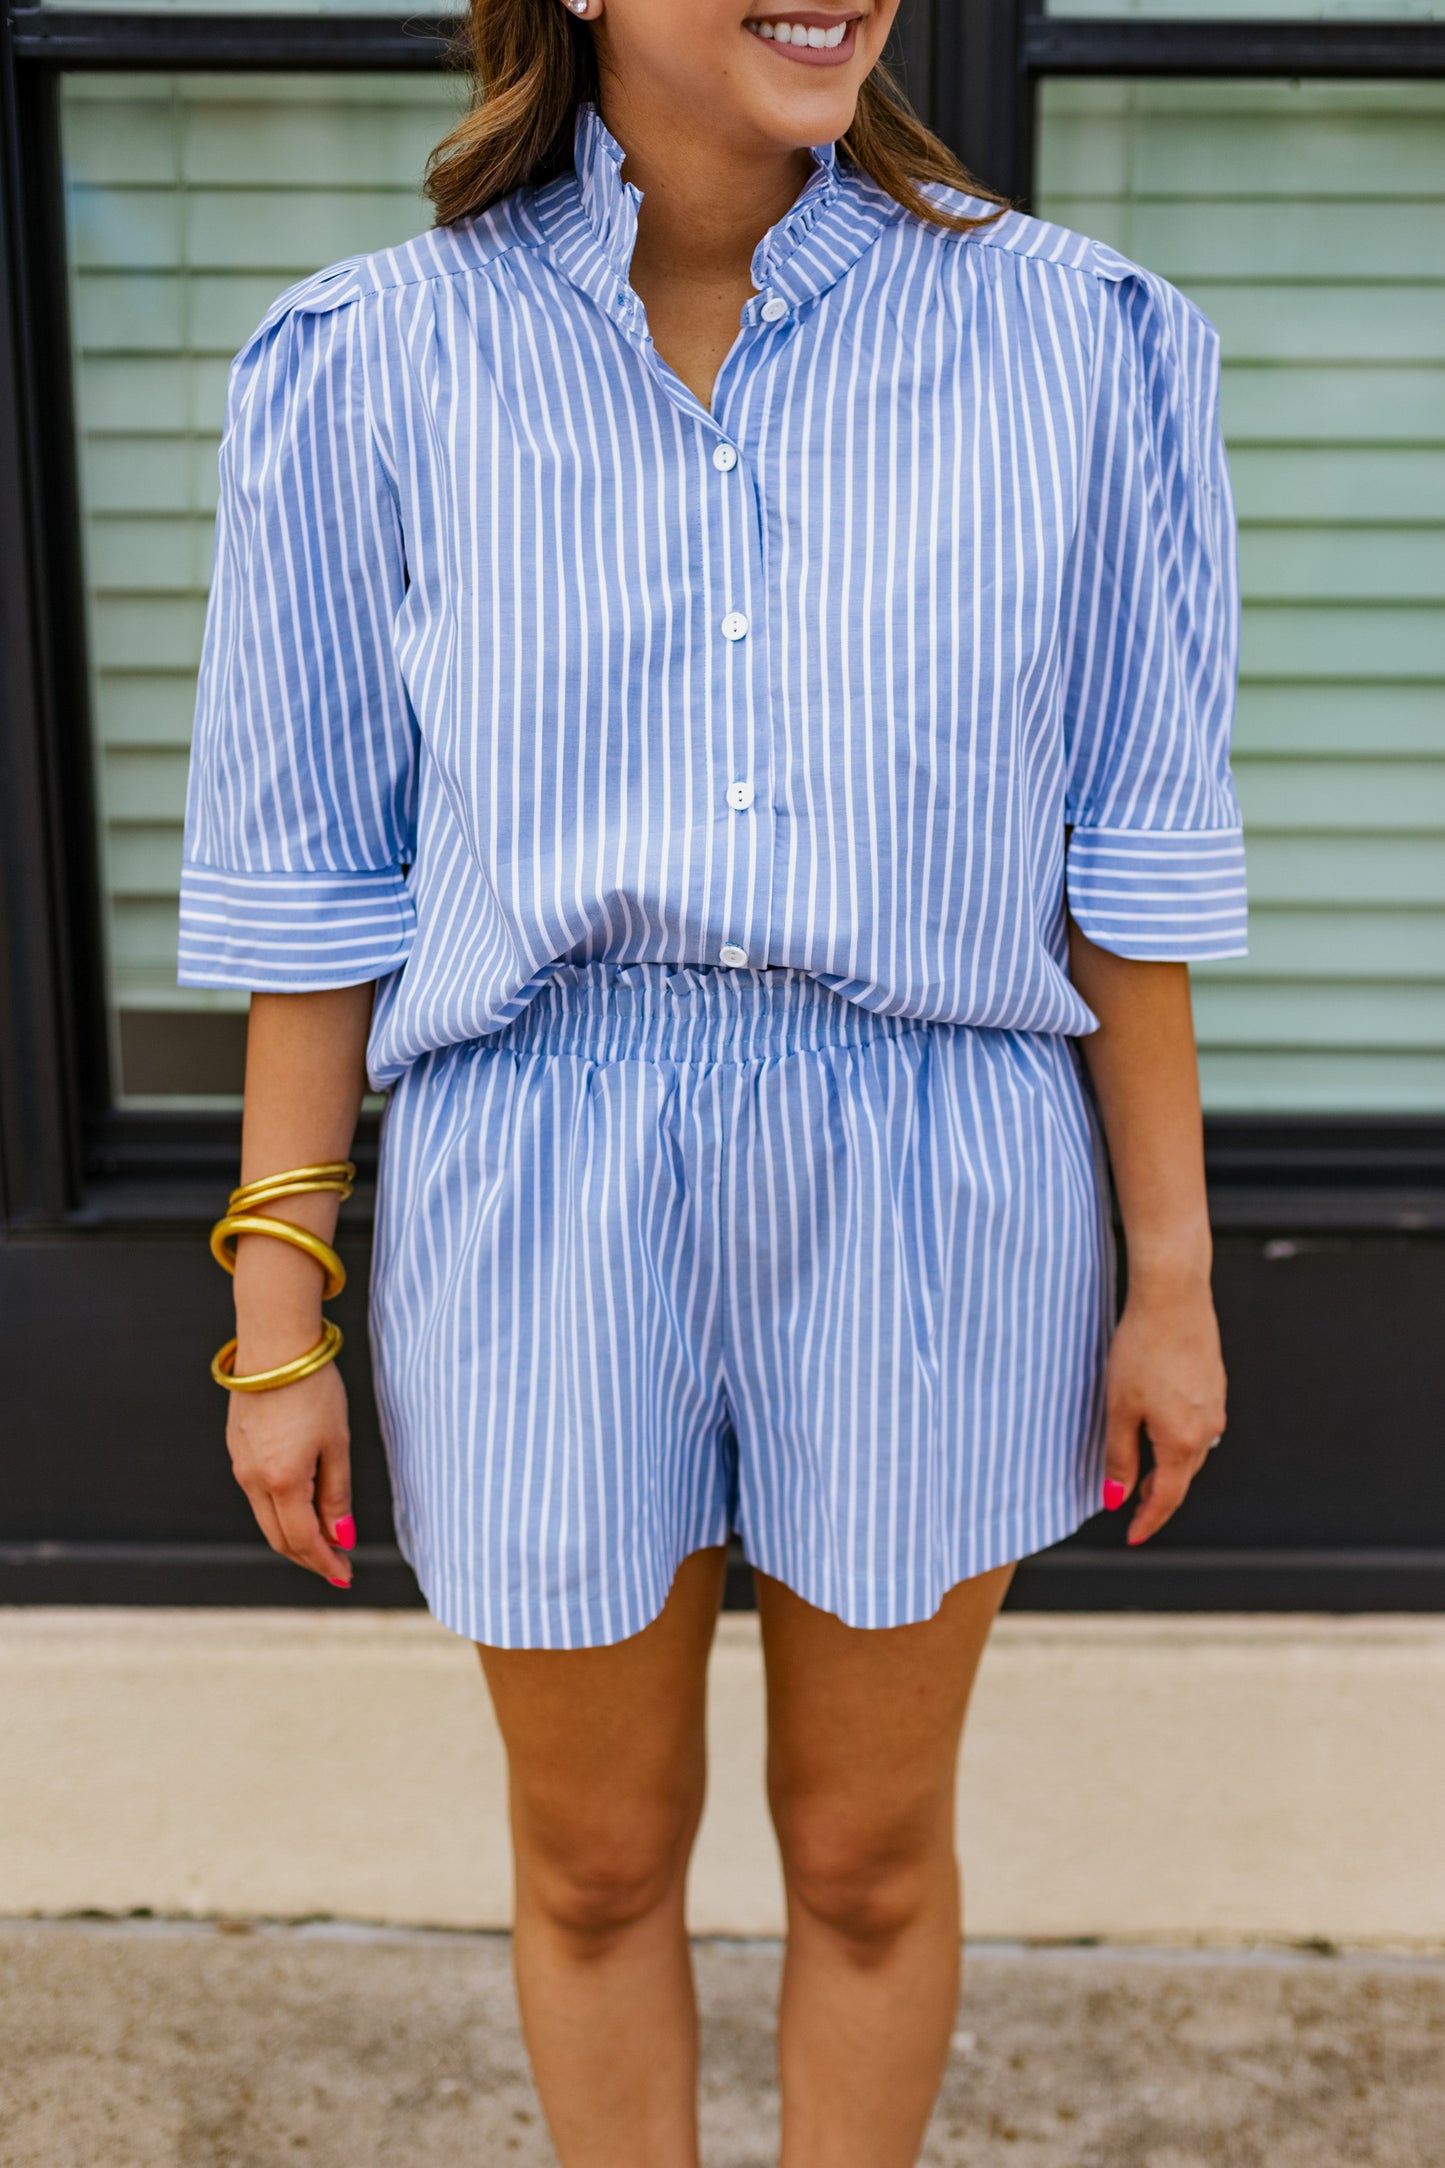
[1062,259,1247,961]
[177,269,418,990]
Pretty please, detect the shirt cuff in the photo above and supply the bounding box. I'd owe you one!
[1066,826,1247,961]
[177,863,416,990]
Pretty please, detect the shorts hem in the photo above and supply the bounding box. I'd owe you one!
[737,1481,1102,1631]
[397,1521,734,1651]
[394,1482,1102,1649]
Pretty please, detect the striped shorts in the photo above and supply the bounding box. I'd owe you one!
[371,962,1114,1649]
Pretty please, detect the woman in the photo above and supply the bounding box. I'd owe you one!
[181,1,1242,2160]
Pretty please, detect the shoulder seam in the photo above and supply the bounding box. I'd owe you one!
[265,221,545,325]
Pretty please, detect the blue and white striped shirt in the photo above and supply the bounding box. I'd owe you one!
[179,100,1245,1086]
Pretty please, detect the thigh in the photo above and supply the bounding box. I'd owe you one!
[758,1563,1013,1848]
[479,1545,728,1867]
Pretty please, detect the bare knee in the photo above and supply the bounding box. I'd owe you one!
[773,1796,954,1958]
[517,1787,701,1949]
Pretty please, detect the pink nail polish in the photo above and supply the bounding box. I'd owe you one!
[1103,1479,1127,1512]
[327,1576,350,1589]
[333,1514,356,1551]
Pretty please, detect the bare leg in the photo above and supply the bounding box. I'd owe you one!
[477,1545,727,2168]
[758,1563,1014,2168]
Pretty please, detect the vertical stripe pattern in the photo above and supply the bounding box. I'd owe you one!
[373,963,1112,1648]
[178,100,1245,1086]
[175,104,1246,1644]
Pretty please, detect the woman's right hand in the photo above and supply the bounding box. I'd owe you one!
[226,1351,356,1587]
[223,982,377,1586]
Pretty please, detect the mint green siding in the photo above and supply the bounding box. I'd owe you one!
[1039,78,1445,1111]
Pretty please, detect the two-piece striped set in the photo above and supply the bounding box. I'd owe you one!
[180,102,1245,1646]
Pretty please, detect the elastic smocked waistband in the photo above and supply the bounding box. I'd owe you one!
[492,963,923,1064]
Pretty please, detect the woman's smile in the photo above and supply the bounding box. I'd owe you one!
[742,10,863,65]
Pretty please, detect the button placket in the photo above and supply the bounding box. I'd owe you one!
[708,406,773,977]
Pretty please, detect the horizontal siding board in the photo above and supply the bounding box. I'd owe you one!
[1237,530,1445,604]
[91,595,208,671]
[93,677,204,748]
[1230,447,1445,523]
[76,356,230,432]
[111,898,183,975]
[1194,907,1445,980]
[1234,683,1445,756]
[73,270,315,355]
[1035,197,1445,284]
[1191,980,1445,1049]
[1182,285,1445,365]
[178,103,461,189]
[106,826,183,898]
[78,439,218,515]
[1196,1051,1445,1114]
[1243,835,1445,906]
[71,188,439,273]
[86,513,217,593]
[1239,603,1445,680]
[1221,367,1445,449]
[1234,759,1445,830]
[101,748,190,822]
[1036,110,1445,199]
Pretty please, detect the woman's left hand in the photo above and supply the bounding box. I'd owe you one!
[1102,1277,1227,1546]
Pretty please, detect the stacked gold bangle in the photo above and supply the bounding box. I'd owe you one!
[209,1160,356,1392]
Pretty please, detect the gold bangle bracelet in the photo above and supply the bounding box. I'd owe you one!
[228,1174,354,1214]
[209,1212,347,1300]
[211,1319,344,1393]
[228,1161,356,1213]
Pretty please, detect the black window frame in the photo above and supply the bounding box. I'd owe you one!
[1,1,1442,1610]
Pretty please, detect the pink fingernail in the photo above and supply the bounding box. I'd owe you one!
[1102,1479,1127,1512]
[1126,1530,1148,1547]
[327,1577,351,1589]
[333,1515,356,1551]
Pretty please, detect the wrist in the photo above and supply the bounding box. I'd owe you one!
[1122,1228,1213,1301]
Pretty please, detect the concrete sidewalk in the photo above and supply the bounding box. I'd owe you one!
[2,1921,1442,2167]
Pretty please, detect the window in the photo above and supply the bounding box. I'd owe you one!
[1036,75,1445,1112]
[63,71,462,1102]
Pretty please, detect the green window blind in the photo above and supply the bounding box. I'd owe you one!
[1038,77,1445,1112]
[62,72,462,1100]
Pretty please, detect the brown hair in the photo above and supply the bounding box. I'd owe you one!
[424,0,1006,235]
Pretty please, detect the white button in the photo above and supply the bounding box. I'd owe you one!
[721,611,748,642]
[712,442,738,472]
[719,943,749,968]
[726,778,754,810]
[760,295,788,323]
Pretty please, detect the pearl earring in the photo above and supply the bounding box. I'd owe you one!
[568,1,589,12]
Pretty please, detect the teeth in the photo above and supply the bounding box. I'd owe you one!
[747,17,850,47]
